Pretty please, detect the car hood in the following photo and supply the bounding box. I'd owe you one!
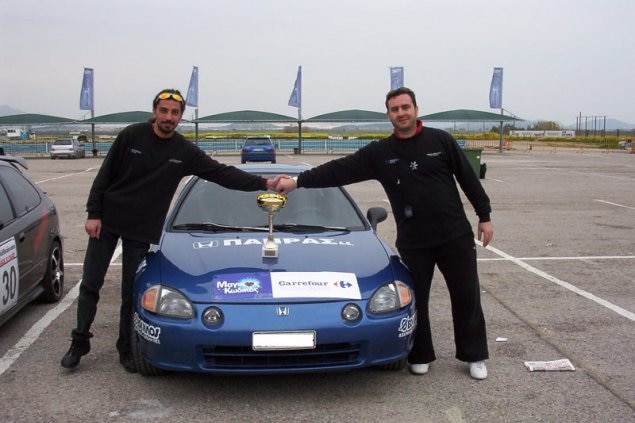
[141,230,401,302]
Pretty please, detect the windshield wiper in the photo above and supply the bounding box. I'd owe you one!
[172,222,268,232]
[272,223,350,232]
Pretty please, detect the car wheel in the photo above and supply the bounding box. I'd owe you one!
[131,323,167,376]
[39,240,64,303]
[376,357,407,371]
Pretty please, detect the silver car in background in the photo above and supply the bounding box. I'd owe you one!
[50,138,85,159]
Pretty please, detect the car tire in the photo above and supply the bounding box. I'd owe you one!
[131,323,167,376]
[375,357,407,371]
[39,240,64,303]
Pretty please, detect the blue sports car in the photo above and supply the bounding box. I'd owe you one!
[131,164,415,375]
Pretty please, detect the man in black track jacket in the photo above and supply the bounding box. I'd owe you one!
[61,89,280,373]
[276,87,493,380]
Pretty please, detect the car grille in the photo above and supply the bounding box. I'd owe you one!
[201,343,361,369]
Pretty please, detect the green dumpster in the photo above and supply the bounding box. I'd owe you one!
[463,148,482,178]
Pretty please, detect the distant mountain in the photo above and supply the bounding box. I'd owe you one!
[565,118,634,130]
[216,122,282,131]
[0,105,25,116]
[330,123,391,133]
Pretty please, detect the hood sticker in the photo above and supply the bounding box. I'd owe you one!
[213,272,273,300]
[194,237,354,249]
[212,271,360,300]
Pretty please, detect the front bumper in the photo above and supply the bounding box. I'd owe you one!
[134,300,415,374]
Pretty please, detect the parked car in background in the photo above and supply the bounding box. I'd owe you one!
[618,139,632,150]
[0,156,64,327]
[50,138,85,159]
[131,164,415,376]
[240,136,276,164]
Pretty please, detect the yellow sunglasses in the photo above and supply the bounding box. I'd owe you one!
[156,92,184,102]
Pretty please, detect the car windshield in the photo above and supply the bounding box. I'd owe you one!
[245,138,271,146]
[53,140,72,145]
[171,175,367,231]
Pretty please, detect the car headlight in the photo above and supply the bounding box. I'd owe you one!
[141,285,194,319]
[368,281,413,314]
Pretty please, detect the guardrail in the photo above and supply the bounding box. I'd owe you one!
[2,138,627,158]
[0,139,375,157]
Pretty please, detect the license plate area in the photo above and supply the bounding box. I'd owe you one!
[252,331,316,351]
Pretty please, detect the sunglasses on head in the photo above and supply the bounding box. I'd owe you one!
[156,92,184,103]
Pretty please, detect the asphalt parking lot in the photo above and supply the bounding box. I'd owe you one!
[0,149,633,422]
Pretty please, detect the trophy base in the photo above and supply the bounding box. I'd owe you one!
[262,240,278,258]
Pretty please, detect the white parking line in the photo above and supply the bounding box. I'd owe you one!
[571,170,632,181]
[478,241,635,322]
[479,255,635,261]
[594,199,635,210]
[0,243,122,376]
[35,167,97,184]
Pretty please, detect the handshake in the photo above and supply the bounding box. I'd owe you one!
[265,175,298,195]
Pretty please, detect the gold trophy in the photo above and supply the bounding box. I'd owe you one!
[257,193,287,258]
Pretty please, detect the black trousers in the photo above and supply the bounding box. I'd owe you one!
[71,227,149,354]
[399,233,488,364]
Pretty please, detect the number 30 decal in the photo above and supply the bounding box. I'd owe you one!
[0,238,20,315]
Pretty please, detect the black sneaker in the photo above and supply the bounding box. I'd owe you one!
[61,339,91,369]
[119,352,137,374]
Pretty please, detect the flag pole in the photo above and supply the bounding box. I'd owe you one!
[288,66,302,154]
[298,108,302,153]
[489,67,504,153]
[498,68,504,153]
[79,67,97,156]
[499,108,504,153]
[194,108,199,143]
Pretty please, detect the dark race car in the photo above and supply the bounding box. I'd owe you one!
[0,155,64,326]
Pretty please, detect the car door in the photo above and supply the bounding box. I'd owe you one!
[0,175,21,316]
[0,166,44,311]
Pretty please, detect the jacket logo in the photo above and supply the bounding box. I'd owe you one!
[410,161,418,171]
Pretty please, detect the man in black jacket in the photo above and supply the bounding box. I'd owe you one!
[276,87,493,380]
[61,89,280,372]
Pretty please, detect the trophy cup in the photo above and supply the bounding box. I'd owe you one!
[257,193,287,258]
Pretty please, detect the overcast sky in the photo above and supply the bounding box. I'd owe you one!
[1,0,633,125]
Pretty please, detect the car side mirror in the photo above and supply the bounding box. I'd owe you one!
[366,207,387,231]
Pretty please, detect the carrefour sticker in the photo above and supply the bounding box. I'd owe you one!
[0,238,19,316]
[270,272,361,299]
[212,272,273,300]
[133,312,161,344]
